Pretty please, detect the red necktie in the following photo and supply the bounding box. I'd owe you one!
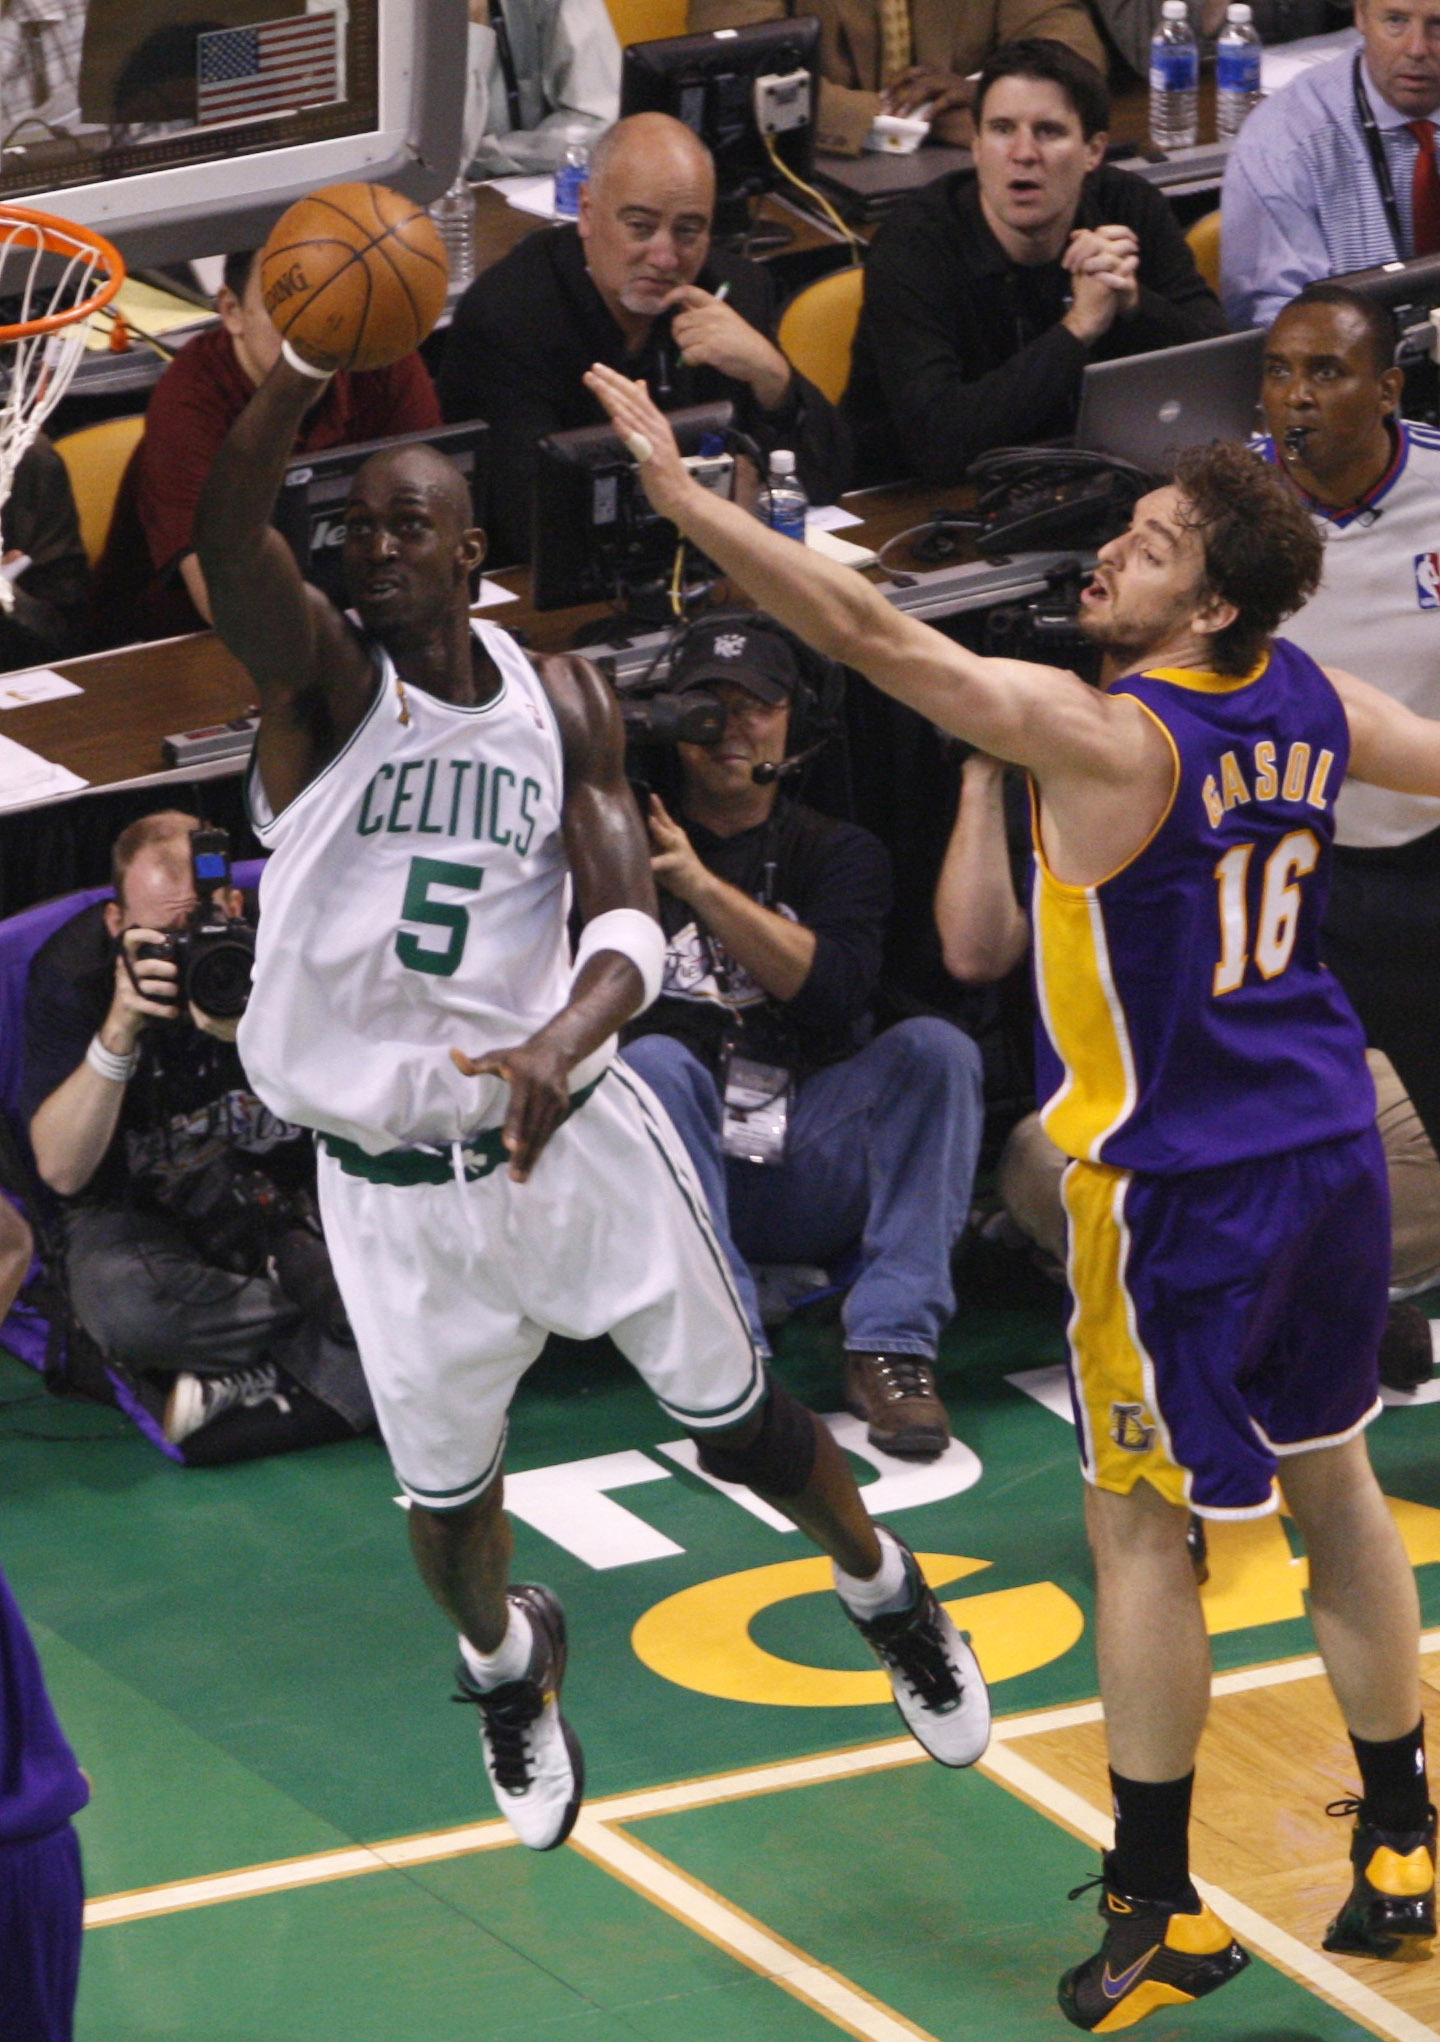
[1410,120,1440,255]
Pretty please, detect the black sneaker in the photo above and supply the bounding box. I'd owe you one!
[839,1530,990,1766]
[1058,1862,1249,2031]
[163,1363,291,1445]
[453,1585,584,1851]
[1323,1797,1436,1958]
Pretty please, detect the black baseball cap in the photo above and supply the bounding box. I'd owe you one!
[671,617,800,704]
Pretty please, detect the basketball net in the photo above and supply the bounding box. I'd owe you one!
[0,205,124,612]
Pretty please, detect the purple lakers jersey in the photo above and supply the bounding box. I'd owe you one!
[1032,638,1375,1173]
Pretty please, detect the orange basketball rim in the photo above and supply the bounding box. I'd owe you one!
[0,204,125,601]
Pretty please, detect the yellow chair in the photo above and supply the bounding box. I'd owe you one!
[53,414,145,565]
[776,266,865,406]
[1186,209,1222,294]
[606,0,688,47]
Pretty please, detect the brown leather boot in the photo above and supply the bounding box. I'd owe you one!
[844,1352,950,1461]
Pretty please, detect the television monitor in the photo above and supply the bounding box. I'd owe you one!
[0,0,465,268]
[273,418,489,607]
[620,18,821,240]
[531,401,734,615]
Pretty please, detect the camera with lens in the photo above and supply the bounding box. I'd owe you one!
[129,828,257,1021]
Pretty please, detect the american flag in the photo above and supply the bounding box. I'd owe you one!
[196,13,339,126]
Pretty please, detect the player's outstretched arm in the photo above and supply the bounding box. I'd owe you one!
[451,656,660,1182]
[582,364,1143,784]
[1331,665,1440,797]
[195,357,373,812]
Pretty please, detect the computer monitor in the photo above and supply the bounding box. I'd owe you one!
[1,0,465,268]
[531,401,734,616]
[273,418,489,607]
[620,18,821,240]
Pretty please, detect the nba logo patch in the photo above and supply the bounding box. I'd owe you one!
[1110,1402,1155,1453]
[1415,553,1440,608]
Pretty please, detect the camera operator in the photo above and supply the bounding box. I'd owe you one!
[621,616,985,1461]
[21,811,374,1462]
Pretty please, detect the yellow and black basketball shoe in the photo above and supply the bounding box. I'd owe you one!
[1058,1862,1249,2032]
[1323,1799,1436,1958]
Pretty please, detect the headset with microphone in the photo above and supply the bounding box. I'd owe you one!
[623,606,845,788]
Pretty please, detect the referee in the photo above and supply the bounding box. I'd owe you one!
[1261,283,1440,1382]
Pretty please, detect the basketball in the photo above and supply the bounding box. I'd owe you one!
[258,181,449,375]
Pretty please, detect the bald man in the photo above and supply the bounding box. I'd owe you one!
[437,112,850,564]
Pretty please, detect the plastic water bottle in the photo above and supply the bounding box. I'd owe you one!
[553,131,590,220]
[429,176,475,289]
[1215,3,1263,139]
[764,450,808,543]
[1149,0,1199,150]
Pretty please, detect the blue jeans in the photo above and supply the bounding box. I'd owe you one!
[622,1018,984,1359]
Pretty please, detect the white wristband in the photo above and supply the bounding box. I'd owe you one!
[86,1033,139,1084]
[572,909,667,1016]
[280,337,335,382]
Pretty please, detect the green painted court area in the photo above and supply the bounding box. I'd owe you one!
[4,1284,1440,2040]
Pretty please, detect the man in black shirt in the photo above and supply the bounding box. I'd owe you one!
[844,40,1227,484]
[622,615,984,1460]
[22,810,373,1462]
[438,112,850,564]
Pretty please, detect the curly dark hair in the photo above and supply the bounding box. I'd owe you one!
[1170,442,1324,676]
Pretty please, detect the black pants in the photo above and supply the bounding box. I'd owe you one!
[63,1205,375,1436]
[1325,828,1440,1161]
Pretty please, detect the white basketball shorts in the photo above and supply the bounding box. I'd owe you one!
[315,1061,765,1508]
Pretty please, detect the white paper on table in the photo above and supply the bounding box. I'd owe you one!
[472,579,520,609]
[491,174,561,221]
[0,732,87,809]
[806,505,864,532]
[1260,26,1358,93]
[805,525,878,568]
[0,668,83,708]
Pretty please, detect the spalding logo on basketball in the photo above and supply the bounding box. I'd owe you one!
[259,181,449,376]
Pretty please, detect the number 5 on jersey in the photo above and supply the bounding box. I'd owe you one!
[396,856,485,977]
[1213,828,1320,996]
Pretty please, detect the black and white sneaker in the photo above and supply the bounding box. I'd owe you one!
[841,1530,992,1767]
[453,1585,585,1851]
[163,1363,291,1445]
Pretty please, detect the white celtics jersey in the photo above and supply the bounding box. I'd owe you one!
[1260,423,1440,848]
[238,621,608,1153]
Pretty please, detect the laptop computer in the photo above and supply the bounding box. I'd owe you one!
[809,141,970,219]
[1074,326,1267,471]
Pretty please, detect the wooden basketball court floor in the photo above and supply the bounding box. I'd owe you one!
[6,1282,1440,2041]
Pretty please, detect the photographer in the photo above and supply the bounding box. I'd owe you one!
[21,811,373,1463]
[621,616,985,1461]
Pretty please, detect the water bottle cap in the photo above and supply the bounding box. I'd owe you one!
[1162,3,1189,19]
[770,449,797,476]
[1226,4,1252,21]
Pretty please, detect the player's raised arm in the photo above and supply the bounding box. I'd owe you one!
[1329,665,1440,798]
[195,357,373,806]
[581,364,1143,785]
[452,656,662,1182]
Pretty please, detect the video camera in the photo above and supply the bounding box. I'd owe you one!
[129,829,257,1021]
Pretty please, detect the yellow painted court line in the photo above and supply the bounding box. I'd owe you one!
[84,1631,1440,1930]
[981,1741,1440,2042]
[570,1816,943,2042]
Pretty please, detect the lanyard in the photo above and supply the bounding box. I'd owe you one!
[488,0,525,134]
[1353,52,1408,259]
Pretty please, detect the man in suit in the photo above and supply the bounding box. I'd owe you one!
[687,0,1106,153]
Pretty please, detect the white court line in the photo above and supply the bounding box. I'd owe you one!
[83,1633,1440,1928]
[570,1816,942,2042]
[982,1741,1440,2042]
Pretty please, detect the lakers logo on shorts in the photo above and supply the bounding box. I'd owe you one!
[1110,1402,1155,1453]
